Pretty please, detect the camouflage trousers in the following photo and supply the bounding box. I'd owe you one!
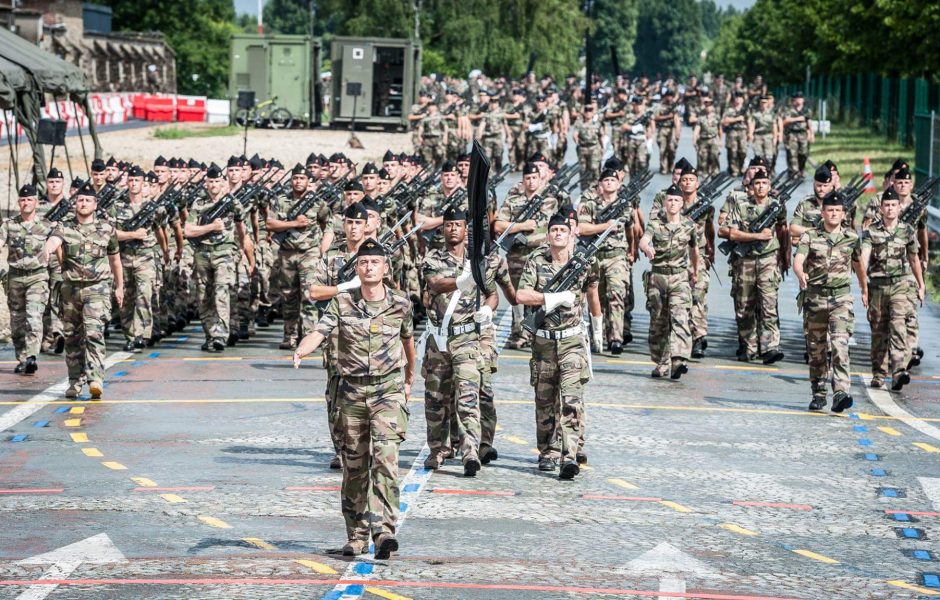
[509,128,526,169]
[42,258,63,348]
[577,146,602,191]
[420,140,447,170]
[275,248,320,343]
[530,336,589,462]
[120,252,156,341]
[725,130,748,176]
[234,252,252,331]
[338,374,408,542]
[8,272,49,361]
[479,323,499,448]
[506,247,532,343]
[527,136,551,162]
[446,133,464,162]
[690,261,710,342]
[906,280,920,354]
[480,137,503,172]
[153,251,168,333]
[732,253,781,356]
[696,137,721,177]
[422,337,483,464]
[867,279,917,379]
[553,134,567,166]
[644,269,692,369]
[803,289,853,398]
[193,248,236,340]
[61,279,111,384]
[252,238,275,310]
[325,370,344,455]
[623,138,649,177]
[597,251,629,345]
[0,277,9,341]
[173,243,196,317]
[751,134,776,169]
[784,132,809,174]
[656,128,678,173]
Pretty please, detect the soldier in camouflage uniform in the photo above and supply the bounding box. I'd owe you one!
[693,96,721,177]
[294,238,415,560]
[748,96,779,173]
[639,185,699,379]
[478,253,515,464]
[722,170,788,364]
[861,188,925,391]
[653,90,681,174]
[407,91,431,154]
[621,97,654,177]
[43,183,124,399]
[517,211,600,478]
[781,92,814,177]
[721,93,749,176]
[789,166,854,246]
[572,103,606,191]
[577,169,632,353]
[676,166,716,358]
[504,89,530,170]
[38,167,73,354]
[184,165,253,352]
[420,208,498,474]
[793,192,865,412]
[476,93,507,172]
[526,95,553,159]
[267,164,332,350]
[1,185,51,374]
[441,88,467,161]
[416,161,466,252]
[604,88,630,165]
[417,102,449,170]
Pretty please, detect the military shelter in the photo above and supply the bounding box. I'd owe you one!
[330,36,421,130]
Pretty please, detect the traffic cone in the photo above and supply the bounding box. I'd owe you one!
[862,157,877,194]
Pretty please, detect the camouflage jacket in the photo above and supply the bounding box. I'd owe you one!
[0,216,51,273]
[653,103,678,130]
[729,198,786,256]
[114,198,164,255]
[796,226,860,290]
[270,191,330,252]
[781,105,812,135]
[791,195,854,230]
[749,108,776,136]
[621,111,648,140]
[314,287,413,378]
[504,102,529,131]
[577,192,632,251]
[186,192,245,253]
[52,218,119,283]
[519,247,598,331]
[496,191,559,249]
[723,105,748,132]
[861,221,919,280]
[421,113,449,139]
[642,216,699,270]
[573,115,604,147]
[479,108,505,139]
[697,111,721,139]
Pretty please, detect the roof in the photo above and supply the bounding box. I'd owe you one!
[0,25,87,106]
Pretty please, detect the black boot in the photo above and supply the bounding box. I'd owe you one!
[24,355,38,374]
[238,323,250,341]
[255,306,270,328]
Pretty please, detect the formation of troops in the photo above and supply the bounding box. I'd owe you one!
[0,70,933,560]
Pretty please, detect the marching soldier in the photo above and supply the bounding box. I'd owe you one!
[693,95,722,177]
[789,165,853,246]
[604,88,630,165]
[638,185,699,379]
[781,92,814,177]
[571,102,606,191]
[43,183,124,399]
[1,185,51,374]
[621,97,654,177]
[861,188,925,390]
[793,191,866,412]
[504,89,530,170]
[293,238,415,560]
[416,160,467,252]
[653,90,682,174]
[417,102,449,170]
[476,91,508,171]
[676,166,716,358]
[722,92,749,176]
[526,94,553,159]
[748,95,779,172]
[38,167,71,354]
[517,210,600,478]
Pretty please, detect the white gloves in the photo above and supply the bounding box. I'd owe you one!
[473,305,493,325]
[337,276,361,292]
[456,262,476,293]
[543,291,576,313]
[591,315,603,351]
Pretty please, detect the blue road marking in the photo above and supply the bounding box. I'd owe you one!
[901,528,923,539]
[881,488,899,498]
[344,585,364,595]
[149,352,160,358]
[33,421,49,428]
[54,407,69,414]
[870,468,887,476]
[913,550,933,561]
[112,371,127,378]
[11,435,27,442]
[403,483,420,492]
[921,573,939,588]
[858,439,872,447]
[353,563,373,575]
[864,453,880,461]
[892,513,910,521]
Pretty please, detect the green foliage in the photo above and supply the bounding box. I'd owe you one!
[633,0,703,77]
[262,0,311,35]
[589,0,639,77]
[152,125,240,139]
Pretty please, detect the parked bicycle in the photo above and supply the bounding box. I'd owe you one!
[234,96,293,129]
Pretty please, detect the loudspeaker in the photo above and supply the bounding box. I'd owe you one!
[237,90,256,109]
[346,82,362,97]
[37,119,67,145]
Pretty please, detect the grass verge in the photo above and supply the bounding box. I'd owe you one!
[152,125,240,140]
[810,123,909,180]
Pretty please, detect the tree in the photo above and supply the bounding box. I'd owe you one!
[632,0,703,77]
[699,0,723,39]
[588,0,639,77]
[262,0,310,35]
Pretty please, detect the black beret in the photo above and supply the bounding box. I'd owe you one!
[145,171,159,183]
[344,202,369,220]
[456,153,471,163]
[823,159,838,172]
[882,187,900,201]
[206,163,224,179]
[603,156,625,171]
[356,238,386,258]
[792,91,803,98]
[814,166,832,183]
[91,158,106,172]
[665,184,682,197]
[76,182,97,197]
[559,204,577,222]
[630,96,643,104]
[401,154,416,165]
[360,197,381,214]
[891,158,910,171]
[248,155,263,170]
[329,152,346,163]
[291,163,309,176]
[378,168,391,181]
[227,155,243,168]
[674,157,692,172]
[188,158,201,169]
[442,207,467,222]
[679,164,698,177]
[748,156,769,169]
[750,169,770,182]
[535,94,547,102]
[599,168,618,181]
[528,152,548,164]
[18,183,37,197]
[361,162,379,175]
[70,177,85,188]
[382,150,398,162]
[894,167,912,181]
[154,155,168,167]
[522,162,540,175]
[344,180,364,193]
[47,168,64,179]
[547,212,571,229]
[105,156,117,167]
[440,160,458,173]
[822,191,845,207]
[127,165,145,178]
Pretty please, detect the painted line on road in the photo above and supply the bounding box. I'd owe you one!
[582,494,663,502]
[860,374,940,441]
[81,448,103,458]
[886,580,940,596]
[0,489,64,495]
[732,501,812,511]
[242,538,276,550]
[130,477,157,487]
[62,418,81,427]
[285,486,341,492]
[101,461,127,470]
[790,549,840,564]
[294,559,338,575]
[429,489,516,497]
[718,523,759,536]
[877,426,901,436]
[134,486,215,493]
[197,516,232,529]
[659,500,694,513]
[69,433,88,443]
[607,477,640,491]
[886,510,940,517]
[914,442,940,453]
[363,587,412,600]
[159,494,187,504]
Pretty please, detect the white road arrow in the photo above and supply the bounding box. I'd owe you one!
[15,533,126,600]
[625,542,715,600]
[918,477,940,510]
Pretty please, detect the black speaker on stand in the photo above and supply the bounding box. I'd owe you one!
[237,91,256,155]
[38,118,68,179]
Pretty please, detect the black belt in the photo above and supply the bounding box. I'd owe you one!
[651,266,687,275]
[9,266,47,277]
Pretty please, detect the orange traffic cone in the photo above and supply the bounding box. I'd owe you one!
[862,157,877,194]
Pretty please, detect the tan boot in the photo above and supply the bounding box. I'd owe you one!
[341,539,369,556]
[65,381,82,399]
[89,380,103,399]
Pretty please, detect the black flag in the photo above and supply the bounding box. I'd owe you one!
[467,141,491,297]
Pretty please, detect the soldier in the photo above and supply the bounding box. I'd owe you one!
[293,238,415,560]
[722,170,788,364]
[407,91,430,154]
[267,164,332,350]
[620,97,654,177]
[1,185,51,374]
[478,253,515,465]
[476,92,508,171]
[184,164,254,352]
[417,102,449,169]
[441,88,468,161]
[676,166,716,358]
[653,90,681,174]
[38,167,72,354]
[722,92,749,176]
[712,73,730,117]
[638,185,699,379]
[42,183,124,399]
[416,160,467,252]
[526,94,553,159]
[604,88,630,164]
[571,102,606,191]
[781,92,814,177]
[693,96,722,177]
[789,165,853,246]
[547,87,570,165]
[420,208,498,473]
[793,191,866,412]
[683,75,701,125]
[748,95,779,172]
[861,188,925,390]
[577,169,632,353]
[504,89,530,170]
[517,211,600,478]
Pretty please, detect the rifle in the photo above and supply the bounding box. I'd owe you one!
[270,188,328,246]
[575,170,654,252]
[900,177,939,226]
[486,164,511,193]
[494,193,542,252]
[190,193,238,243]
[118,193,178,249]
[45,191,79,222]
[379,211,413,246]
[682,173,734,222]
[718,178,802,258]
[419,188,467,244]
[154,171,199,219]
[522,220,618,334]
[385,221,421,256]
[95,183,126,218]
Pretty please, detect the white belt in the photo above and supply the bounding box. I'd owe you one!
[535,326,582,340]
[426,322,478,338]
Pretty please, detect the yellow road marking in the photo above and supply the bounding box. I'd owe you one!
[505,435,528,445]
[792,549,839,564]
[81,448,103,458]
[719,523,759,536]
[69,433,88,443]
[877,426,901,436]
[243,537,276,550]
[131,477,157,487]
[714,364,779,372]
[69,407,85,414]
[182,356,243,361]
[659,500,693,513]
[913,442,940,453]
[160,494,187,504]
[886,580,940,596]
[607,478,639,490]
[63,418,81,427]
[365,587,413,600]
[101,461,127,470]
[198,515,232,529]
[494,424,503,431]
[294,559,338,574]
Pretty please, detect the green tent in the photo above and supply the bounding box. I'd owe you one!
[0,26,101,190]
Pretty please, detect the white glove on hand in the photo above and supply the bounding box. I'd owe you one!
[456,263,475,293]
[591,315,603,351]
[336,276,361,292]
[473,305,493,325]
[543,290,576,313]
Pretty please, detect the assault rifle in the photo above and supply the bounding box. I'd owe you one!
[118,193,179,249]
[682,172,734,222]
[270,188,328,246]
[576,169,655,251]
[419,187,467,244]
[718,175,802,257]
[494,193,543,252]
[95,183,127,218]
[522,220,618,334]
[901,177,939,226]
[190,193,238,243]
[45,192,79,222]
